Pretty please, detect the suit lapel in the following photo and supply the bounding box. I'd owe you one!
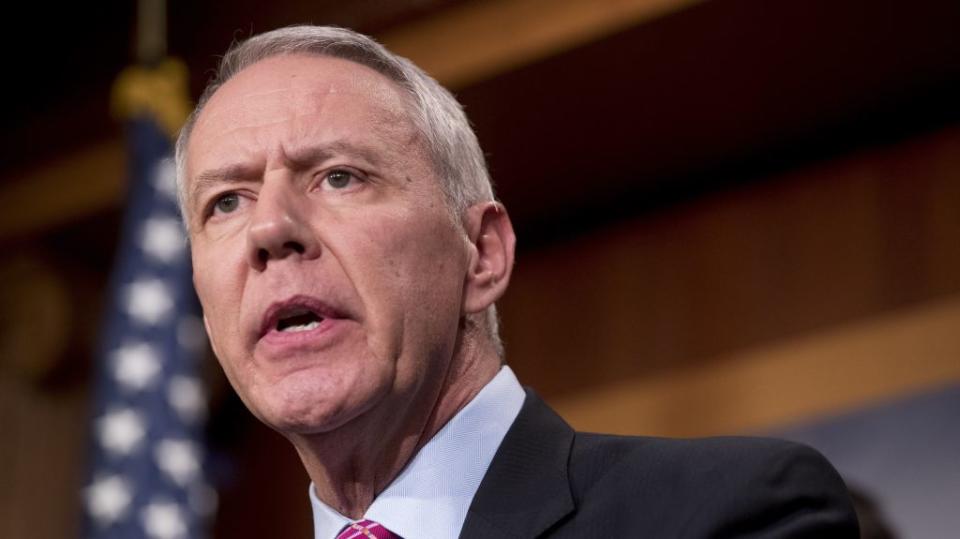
[460,388,576,539]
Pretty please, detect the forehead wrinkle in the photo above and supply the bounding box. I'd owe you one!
[199,86,331,135]
[283,98,420,167]
[201,53,411,122]
[200,88,413,155]
[190,55,428,190]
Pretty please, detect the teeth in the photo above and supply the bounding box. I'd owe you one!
[275,308,323,332]
[280,320,320,332]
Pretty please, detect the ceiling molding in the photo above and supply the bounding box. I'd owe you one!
[0,141,124,242]
[380,0,700,87]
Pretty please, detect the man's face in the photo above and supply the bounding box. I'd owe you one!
[184,54,471,435]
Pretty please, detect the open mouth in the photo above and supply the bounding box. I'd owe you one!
[276,308,324,333]
[259,296,347,341]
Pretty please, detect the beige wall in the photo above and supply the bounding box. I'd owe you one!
[500,125,960,410]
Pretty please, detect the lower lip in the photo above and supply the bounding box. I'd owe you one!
[257,318,349,357]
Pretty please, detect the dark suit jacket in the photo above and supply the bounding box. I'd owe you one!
[460,389,859,538]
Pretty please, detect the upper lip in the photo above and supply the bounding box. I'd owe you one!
[258,295,347,339]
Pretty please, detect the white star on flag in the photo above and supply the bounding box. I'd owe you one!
[84,90,210,538]
[113,342,162,390]
[126,279,174,325]
[168,376,207,424]
[98,408,147,456]
[141,500,188,539]
[142,217,185,264]
[153,158,179,201]
[85,475,133,525]
[155,439,201,486]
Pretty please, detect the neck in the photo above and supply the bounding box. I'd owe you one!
[290,326,502,518]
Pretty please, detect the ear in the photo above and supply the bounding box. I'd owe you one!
[462,201,516,314]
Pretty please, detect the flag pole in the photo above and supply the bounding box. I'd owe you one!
[111,0,189,140]
[136,0,166,65]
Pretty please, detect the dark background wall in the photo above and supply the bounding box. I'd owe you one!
[2,1,959,537]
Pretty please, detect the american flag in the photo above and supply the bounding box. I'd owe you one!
[81,113,214,538]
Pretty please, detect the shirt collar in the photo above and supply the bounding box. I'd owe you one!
[310,366,526,539]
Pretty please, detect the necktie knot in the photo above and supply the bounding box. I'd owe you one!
[335,518,401,539]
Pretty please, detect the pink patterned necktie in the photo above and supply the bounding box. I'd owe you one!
[335,519,401,539]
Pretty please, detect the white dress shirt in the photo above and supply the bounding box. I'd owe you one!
[309,366,526,539]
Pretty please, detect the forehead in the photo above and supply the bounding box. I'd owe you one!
[187,54,416,167]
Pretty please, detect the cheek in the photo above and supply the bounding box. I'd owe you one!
[191,242,245,346]
[364,209,463,287]
[375,212,467,323]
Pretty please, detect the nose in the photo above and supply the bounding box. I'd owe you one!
[246,181,320,271]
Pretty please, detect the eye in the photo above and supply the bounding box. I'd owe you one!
[321,168,363,191]
[213,192,241,214]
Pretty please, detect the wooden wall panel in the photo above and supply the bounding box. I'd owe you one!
[550,294,960,436]
[0,378,89,539]
[499,125,960,398]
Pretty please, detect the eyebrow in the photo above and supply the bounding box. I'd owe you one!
[190,163,263,205]
[285,140,381,170]
[189,141,383,205]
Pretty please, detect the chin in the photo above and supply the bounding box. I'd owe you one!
[251,373,388,436]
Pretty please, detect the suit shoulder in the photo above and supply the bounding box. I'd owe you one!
[568,433,859,537]
[573,433,834,480]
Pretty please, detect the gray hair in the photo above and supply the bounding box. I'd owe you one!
[174,25,503,356]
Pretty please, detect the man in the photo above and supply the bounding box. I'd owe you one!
[176,25,858,538]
